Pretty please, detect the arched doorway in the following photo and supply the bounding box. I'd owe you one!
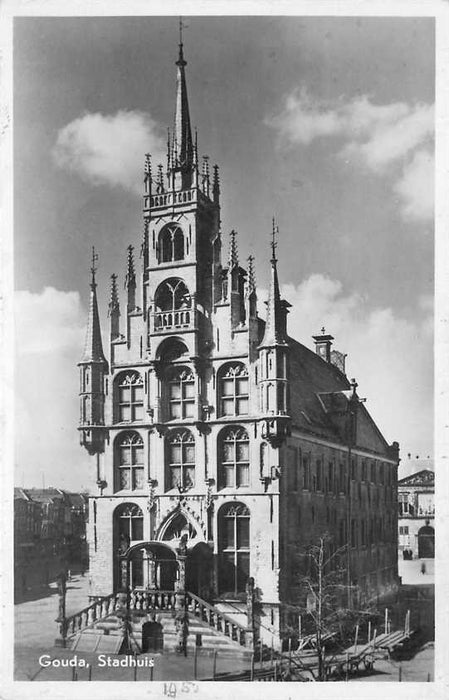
[186,542,214,600]
[115,539,178,592]
[142,616,164,652]
[418,522,435,559]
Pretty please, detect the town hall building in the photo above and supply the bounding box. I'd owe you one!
[78,38,400,648]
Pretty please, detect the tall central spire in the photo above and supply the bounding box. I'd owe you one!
[174,18,193,172]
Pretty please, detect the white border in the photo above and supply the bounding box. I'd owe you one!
[1,1,448,699]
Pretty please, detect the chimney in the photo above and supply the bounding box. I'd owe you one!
[312,327,334,362]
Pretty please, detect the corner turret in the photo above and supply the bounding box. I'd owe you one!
[258,221,291,445]
[78,247,108,455]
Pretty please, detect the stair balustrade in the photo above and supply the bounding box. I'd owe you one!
[63,588,251,650]
[186,591,251,648]
[64,591,121,638]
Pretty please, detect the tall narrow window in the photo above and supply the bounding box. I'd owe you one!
[316,459,323,491]
[339,462,345,493]
[114,504,144,590]
[115,432,144,491]
[218,503,250,596]
[166,429,195,491]
[328,461,334,493]
[115,371,144,422]
[158,224,185,262]
[166,366,195,420]
[116,503,144,542]
[218,427,250,488]
[218,363,249,416]
[303,454,310,490]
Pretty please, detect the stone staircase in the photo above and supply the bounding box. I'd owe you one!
[65,589,253,658]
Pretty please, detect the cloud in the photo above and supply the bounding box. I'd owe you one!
[267,90,434,222]
[15,288,92,490]
[394,148,434,222]
[260,274,433,462]
[53,110,166,194]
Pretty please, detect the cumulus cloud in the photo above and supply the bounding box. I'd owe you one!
[394,148,434,222]
[267,90,434,222]
[53,110,166,195]
[260,274,433,461]
[15,288,92,490]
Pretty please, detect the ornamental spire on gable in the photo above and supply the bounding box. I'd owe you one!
[229,229,239,269]
[81,247,107,364]
[260,219,290,347]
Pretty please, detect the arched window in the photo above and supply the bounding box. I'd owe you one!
[218,363,249,416]
[218,427,249,488]
[158,224,185,263]
[115,371,144,422]
[155,278,191,311]
[166,429,195,491]
[165,366,195,420]
[218,503,250,595]
[114,504,144,589]
[116,503,144,545]
[115,432,144,491]
[154,278,192,331]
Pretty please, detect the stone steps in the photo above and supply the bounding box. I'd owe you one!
[74,609,250,657]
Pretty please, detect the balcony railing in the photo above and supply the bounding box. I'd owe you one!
[149,189,195,209]
[153,308,193,332]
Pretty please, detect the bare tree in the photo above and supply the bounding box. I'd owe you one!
[286,534,378,681]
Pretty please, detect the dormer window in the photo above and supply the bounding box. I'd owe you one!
[158,224,185,263]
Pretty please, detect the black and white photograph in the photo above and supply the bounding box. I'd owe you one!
[2,0,448,696]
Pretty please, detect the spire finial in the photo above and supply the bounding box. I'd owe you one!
[109,273,118,308]
[144,153,151,176]
[81,248,107,364]
[177,17,187,66]
[229,229,238,268]
[90,246,99,286]
[271,217,278,263]
[125,245,135,286]
[247,255,256,294]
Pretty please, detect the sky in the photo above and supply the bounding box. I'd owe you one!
[13,15,434,490]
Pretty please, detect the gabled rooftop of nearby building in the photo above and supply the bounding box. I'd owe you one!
[398,469,435,487]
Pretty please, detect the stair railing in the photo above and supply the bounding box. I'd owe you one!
[186,591,252,648]
[64,591,121,638]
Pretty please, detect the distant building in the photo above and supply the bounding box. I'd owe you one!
[398,465,434,559]
[77,38,400,647]
[13,487,88,599]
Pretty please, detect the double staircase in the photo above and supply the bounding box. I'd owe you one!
[63,589,253,658]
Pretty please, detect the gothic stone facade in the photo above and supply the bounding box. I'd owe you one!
[78,42,399,645]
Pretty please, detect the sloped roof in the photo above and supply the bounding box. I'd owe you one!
[398,469,435,487]
[286,336,392,457]
[14,488,31,501]
[23,488,65,504]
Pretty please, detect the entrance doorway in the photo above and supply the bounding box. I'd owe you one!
[115,541,178,592]
[418,523,435,559]
[186,542,213,599]
[142,617,164,652]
